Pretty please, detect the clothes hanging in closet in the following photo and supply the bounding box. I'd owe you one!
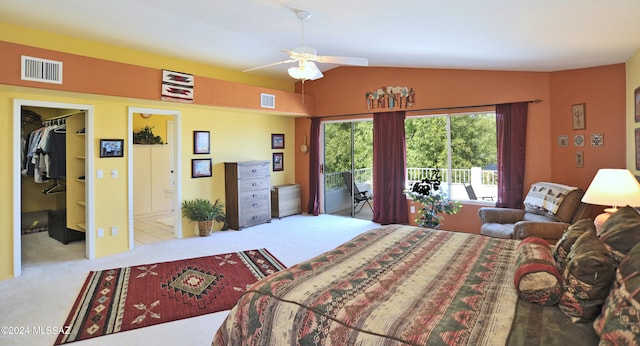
[22,121,67,183]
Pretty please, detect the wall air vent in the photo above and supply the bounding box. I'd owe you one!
[21,55,63,84]
[260,93,275,109]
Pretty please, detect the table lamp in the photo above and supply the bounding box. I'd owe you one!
[581,168,640,231]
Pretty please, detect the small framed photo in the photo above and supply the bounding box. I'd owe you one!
[99,139,124,158]
[272,152,283,171]
[635,87,640,123]
[191,158,212,178]
[573,134,585,147]
[576,151,584,168]
[271,134,285,149]
[636,128,640,170]
[590,133,603,147]
[558,135,568,147]
[193,131,210,154]
[572,103,586,130]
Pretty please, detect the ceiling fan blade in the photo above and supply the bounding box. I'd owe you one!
[243,59,296,72]
[315,55,368,66]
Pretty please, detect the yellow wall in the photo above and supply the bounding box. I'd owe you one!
[1,85,298,280]
[627,49,640,173]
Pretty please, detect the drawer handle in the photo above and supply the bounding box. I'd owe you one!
[252,194,257,198]
[251,169,257,173]
[252,215,258,220]
[252,183,257,187]
[252,203,259,208]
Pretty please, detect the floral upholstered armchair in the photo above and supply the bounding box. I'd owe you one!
[478,182,590,244]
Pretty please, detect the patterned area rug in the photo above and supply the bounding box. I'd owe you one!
[55,249,285,345]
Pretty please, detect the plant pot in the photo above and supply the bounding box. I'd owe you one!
[197,220,214,237]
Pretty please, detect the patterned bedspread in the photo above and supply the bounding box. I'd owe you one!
[213,224,520,346]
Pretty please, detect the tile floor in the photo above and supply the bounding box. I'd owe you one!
[133,210,176,245]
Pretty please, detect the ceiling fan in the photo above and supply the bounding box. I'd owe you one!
[244,10,368,81]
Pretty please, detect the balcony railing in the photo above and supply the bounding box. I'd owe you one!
[324,167,497,211]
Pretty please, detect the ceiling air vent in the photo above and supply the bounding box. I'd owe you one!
[260,93,275,109]
[21,55,63,84]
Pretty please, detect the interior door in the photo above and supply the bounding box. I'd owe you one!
[323,120,373,219]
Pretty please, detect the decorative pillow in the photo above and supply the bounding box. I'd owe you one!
[558,230,616,322]
[552,219,595,273]
[598,206,640,263]
[593,243,640,344]
[514,237,562,305]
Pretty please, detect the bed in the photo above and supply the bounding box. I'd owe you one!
[213,224,600,345]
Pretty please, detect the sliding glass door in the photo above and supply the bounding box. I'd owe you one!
[323,120,373,219]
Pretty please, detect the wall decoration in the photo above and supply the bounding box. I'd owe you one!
[590,133,603,147]
[191,158,212,178]
[365,86,415,110]
[193,131,210,154]
[636,128,640,170]
[272,153,283,171]
[271,134,285,149]
[558,135,568,147]
[635,87,640,122]
[572,103,586,130]
[100,139,124,158]
[161,70,194,103]
[573,134,585,147]
[576,151,584,168]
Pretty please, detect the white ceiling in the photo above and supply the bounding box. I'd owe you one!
[2,0,640,80]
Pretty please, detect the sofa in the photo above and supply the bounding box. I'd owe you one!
[509,206,640,345]
[478,182,590,244]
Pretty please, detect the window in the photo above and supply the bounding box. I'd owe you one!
[405,112,497,201]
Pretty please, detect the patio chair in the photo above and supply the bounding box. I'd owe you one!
[341,172,373,213]
[464,183,494,201]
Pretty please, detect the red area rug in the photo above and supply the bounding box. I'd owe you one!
[55,249,285,344]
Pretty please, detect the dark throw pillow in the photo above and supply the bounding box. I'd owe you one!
[514,237,562,305]
[598,206,640,263]
[593,243,640,344]
[558,230,616,322]
[553,219,595,273]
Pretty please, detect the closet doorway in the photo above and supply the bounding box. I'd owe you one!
[12,99,95,277]
[127,107,182,248]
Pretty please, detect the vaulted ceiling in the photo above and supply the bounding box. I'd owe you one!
[2,0,640,80]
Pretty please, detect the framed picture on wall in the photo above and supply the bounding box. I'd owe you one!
[636,128,640,170]
[192,158,212,178]
[572,103,586,130]
[576,151,584,168]
[272,152,283,171]
[635,87,640,122]
[99,139,124,158]
[271,134,285,149]
[193,131,210,154]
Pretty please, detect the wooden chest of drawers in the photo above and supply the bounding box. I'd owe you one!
[224,161,271,230]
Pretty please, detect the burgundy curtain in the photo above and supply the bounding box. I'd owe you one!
[495,102,528,209]
[307,117,321,215]
[372,111,409,224]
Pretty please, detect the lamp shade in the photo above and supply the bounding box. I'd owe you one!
[581,169,640,207]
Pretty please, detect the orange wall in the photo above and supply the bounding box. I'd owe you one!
[294,64,626,232]
[550,64,627,188]
[0,41,314,115]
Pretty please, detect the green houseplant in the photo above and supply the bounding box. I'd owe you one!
[404,170,462,228]
[133,125,164,144]
[181,198,226,236]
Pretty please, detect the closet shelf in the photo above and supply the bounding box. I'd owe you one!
[76,200,86,207]
[76,178,85,183]
[76,223,86,231]
[75,156,85,160]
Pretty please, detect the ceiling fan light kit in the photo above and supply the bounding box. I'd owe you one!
[244,9,368,81]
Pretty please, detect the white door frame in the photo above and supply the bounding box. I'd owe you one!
[13,99,95,277]
[127,107,182,246]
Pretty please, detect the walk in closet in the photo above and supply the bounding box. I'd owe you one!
[21,107,86,258]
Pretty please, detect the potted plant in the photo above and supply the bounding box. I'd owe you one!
[133,125,164,144]
[404,170,462,228]
[181,198,226,236]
